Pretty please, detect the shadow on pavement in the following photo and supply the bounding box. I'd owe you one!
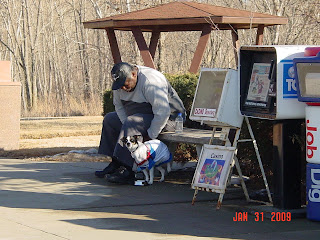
[0,159,319,239]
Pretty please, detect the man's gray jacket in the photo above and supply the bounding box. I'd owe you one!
[113,65,186,139]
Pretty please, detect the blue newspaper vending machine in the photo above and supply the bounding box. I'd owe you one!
[293,47,320,220]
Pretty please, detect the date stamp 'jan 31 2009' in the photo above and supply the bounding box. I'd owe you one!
[233,212,292,222]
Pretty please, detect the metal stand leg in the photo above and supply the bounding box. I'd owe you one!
[217,193,224,209]
[192,189,198,205]
[245,117,273,203]
[226,159,235,187]
[234,155,250,201]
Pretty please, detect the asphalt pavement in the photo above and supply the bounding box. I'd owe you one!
[0,158,319,240]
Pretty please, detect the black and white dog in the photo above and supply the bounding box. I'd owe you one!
[121,135,172,185]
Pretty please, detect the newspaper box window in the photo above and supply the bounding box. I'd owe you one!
[294,52,320,103]
[244,63,273,109]
[190,68,243,128]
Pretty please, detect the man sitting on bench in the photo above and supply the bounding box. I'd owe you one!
[95,62,186,184]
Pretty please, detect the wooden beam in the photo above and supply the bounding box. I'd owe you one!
[255,25,265,45]
[105,28,122,63]
[189,24,212,73]
[83,16,288,30]
[149,30,160,59]
[231,29,240,67]
[131,27,156,69]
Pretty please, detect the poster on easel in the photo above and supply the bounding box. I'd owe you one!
[192,145,235,192]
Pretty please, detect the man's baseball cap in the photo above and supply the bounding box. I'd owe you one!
[111,62,134,90]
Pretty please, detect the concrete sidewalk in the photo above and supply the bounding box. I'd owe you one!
[0,158,319,240]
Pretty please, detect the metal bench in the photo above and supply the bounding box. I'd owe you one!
[158,127,223,157]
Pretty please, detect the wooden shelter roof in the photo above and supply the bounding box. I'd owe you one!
[83,1,288,31]
[83,2,288,73]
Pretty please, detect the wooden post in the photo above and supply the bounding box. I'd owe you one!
[189,24,212,73]
[149,30,160,60]
[131,27,156,69]
[105,28,122,64]
[231,29,240,67]
[255,25,265,45]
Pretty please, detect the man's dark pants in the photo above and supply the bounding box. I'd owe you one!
[98,112,175,169]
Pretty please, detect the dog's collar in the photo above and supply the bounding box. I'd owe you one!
[130,144,140,154]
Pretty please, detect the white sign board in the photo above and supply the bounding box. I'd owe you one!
[192,145,235,193]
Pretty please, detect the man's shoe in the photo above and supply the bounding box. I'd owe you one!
[106,166,135,185]
[95,161,119,178]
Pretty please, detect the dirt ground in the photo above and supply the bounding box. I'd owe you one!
[0,116,110,162]
[0,116,197,183]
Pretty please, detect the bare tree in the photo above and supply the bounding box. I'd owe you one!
[0,0,318,117]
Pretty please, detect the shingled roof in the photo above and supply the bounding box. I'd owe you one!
[83,1,288,31]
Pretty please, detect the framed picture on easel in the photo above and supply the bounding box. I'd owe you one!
[192,145,236,193]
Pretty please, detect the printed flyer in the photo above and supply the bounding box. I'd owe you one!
[192,145,235,192]
[245,63,271,106]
